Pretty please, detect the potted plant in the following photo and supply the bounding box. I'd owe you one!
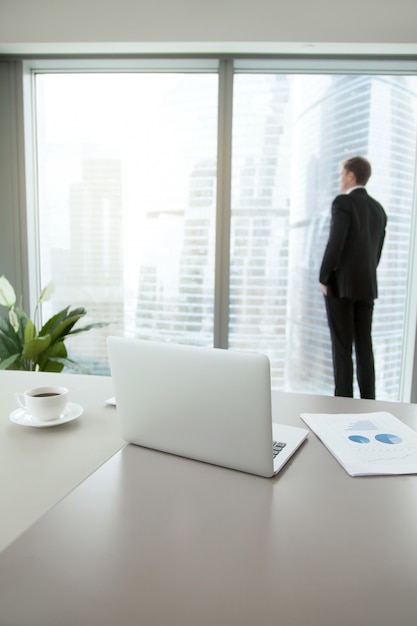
[0,275,109,373]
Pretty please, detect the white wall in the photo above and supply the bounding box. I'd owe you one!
[0,63,28,305]
[0,0,417,55]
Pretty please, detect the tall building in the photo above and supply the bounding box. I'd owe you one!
[134,77,217,346]
[229,74,292,384]
[49,159,124,373]
[135,157,217,346]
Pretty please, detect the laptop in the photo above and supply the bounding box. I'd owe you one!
[107,337,308,477]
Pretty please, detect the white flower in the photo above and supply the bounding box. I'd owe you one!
[8,308,19,332]
[38,280,55,303]
[0,276,16,307]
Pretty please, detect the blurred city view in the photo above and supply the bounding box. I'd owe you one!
[35,70,417,400]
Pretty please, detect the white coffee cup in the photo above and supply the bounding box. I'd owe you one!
[14,386,69,422]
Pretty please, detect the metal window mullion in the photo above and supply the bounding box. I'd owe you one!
[22,62,43,316]
[213,59,234,349]
[400,127,417,402]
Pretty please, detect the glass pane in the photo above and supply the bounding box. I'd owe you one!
[35,73,218,373]
[231,73,417,400]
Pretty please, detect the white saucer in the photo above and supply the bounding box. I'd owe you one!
[9,402,84,428]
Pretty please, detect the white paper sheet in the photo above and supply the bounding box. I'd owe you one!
[300,411,417,476]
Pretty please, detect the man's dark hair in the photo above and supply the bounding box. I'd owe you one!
[342,156,372,186]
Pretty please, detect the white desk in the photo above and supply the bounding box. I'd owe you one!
[1,389,417,625]
[0,370,124,552]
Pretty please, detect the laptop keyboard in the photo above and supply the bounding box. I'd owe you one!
[273,441,287,459]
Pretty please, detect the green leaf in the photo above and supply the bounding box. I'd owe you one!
[0,316,9,332]
[22,335,52,360]
[0,353,20,370]
[38,306,71,335]
[39,307,87,342]
[12,307,31,346]
[68,321,110,335]
[37,340,67,372]
[50,315,87,342]
[41,359,64,373]
[40,306,85,331]
[24,319,37,343]
[47,356,92,375]
[0,325,22,356]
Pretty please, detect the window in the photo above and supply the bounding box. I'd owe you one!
[230,72,417,400]
[25,59,417,400]
[33,69,218,373]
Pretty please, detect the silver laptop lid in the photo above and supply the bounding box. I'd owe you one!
[107,337,275,477]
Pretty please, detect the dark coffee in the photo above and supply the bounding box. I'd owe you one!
[32,392,61,397]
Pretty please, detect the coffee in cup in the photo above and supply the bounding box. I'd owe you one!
[14,386,69,422]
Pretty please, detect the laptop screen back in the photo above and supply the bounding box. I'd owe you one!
[107,338,275,476]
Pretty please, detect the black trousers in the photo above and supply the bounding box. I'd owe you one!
[324,294,375,399]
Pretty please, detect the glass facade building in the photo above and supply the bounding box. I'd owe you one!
[32,66,417,400]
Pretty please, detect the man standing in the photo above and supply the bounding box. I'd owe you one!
[319,156,387,399]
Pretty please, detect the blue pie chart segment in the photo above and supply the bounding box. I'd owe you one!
[375,433,403,445]
[348,435,370,444]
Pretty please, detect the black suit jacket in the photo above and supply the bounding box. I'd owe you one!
[319,188,387,302]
